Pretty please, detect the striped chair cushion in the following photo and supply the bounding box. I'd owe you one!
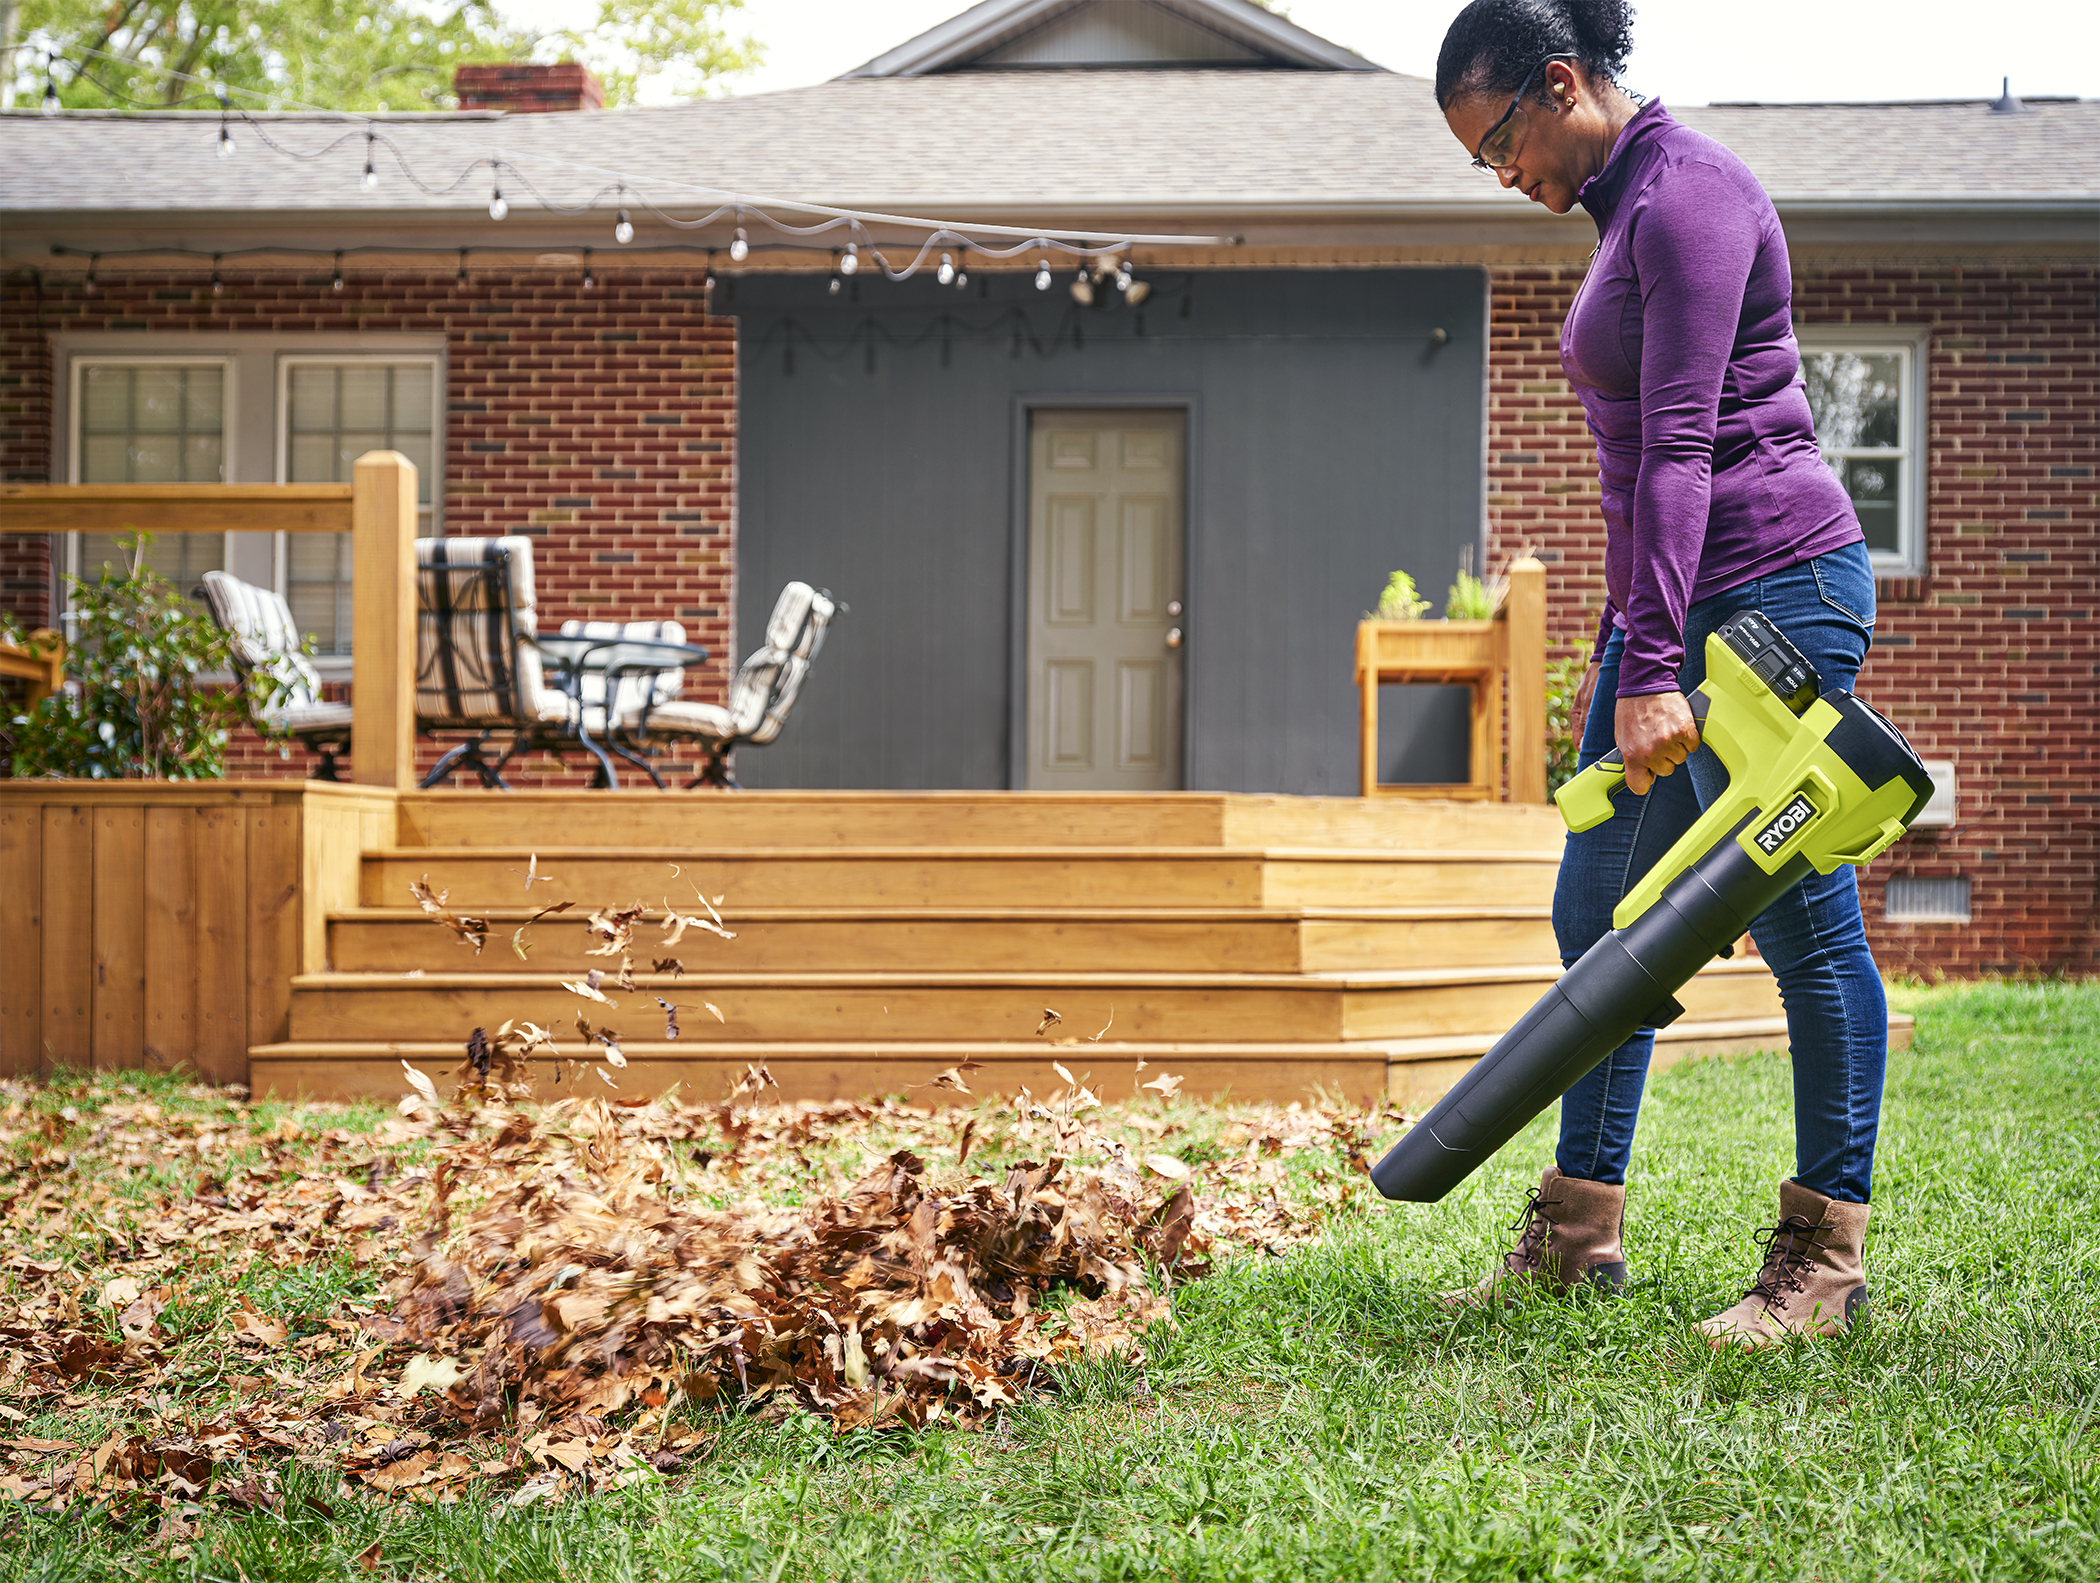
[639,582,836,747]
[198,570,347,740]
[415,537,567,727]
[556,618,688,725]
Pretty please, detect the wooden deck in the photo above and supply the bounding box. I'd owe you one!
[2,785,1909,1106]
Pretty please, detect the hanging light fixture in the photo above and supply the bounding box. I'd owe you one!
[40,77,59,117]
[331,252,345,292]
[614,205,634,245]
[487,166,508,221]
[216,94,235,157]
[1034,256,1052,291]
[581,249,596,290]
[728,216,749,261]
[936,252,955,286]
[1070,266,1094,306]
[85,254,99,294]
[840,242,859,276]
[954,248,969,291]
[1115,258,1133,293]
[828,252,842,295]
[457,249,469,287]
[211,254,224,297]
[362,131,379,189]
[703,250,717,298]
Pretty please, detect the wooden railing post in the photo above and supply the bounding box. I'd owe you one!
[1506,554,1548,803]
[351,452,418,792]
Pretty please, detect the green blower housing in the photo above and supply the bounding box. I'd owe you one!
[1371,610,1933,1204]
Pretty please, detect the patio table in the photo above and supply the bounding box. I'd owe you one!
[532,635,709,789]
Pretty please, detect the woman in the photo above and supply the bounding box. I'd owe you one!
[1434,0,1888,1348]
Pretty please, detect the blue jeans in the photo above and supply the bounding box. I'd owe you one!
[1553,541,1887,1203]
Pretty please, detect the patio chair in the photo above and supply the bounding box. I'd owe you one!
[414,535,585,788]
[621,581,839,789]
[199,570,356,780]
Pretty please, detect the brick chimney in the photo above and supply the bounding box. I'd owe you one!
[454,62,604,114]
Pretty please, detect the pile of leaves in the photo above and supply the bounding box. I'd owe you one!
[0,1066,1395,1514]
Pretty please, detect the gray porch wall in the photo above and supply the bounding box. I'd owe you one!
[731,266,1487,793]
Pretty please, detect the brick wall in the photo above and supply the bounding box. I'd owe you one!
[1485,262,2099,976]
[0,264,737,786]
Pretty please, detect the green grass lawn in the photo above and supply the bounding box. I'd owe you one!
[7,981,2098,1582]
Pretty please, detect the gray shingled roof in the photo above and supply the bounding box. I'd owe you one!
[3,73,2094,226]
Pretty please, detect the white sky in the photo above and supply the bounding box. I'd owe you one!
[696,0,2098,105]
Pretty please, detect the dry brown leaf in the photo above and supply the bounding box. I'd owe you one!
[1036,1008,1063,1035]
[1141,1071,1185,1100]
[408,877,489,954]
[560,979,618,1008]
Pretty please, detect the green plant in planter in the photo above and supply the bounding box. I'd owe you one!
[6,535,288,781]
[1446,569,1495,620]
[1372,569,1430,621]
[1544,638,1595,795]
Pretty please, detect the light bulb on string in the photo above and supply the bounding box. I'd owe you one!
[703,251,717,298]
[954,250,969,291]
[1070,266,1094,306]
[488,165,508,221]
[614,208,634,244]
[362,132,378,189]
[936,253,955,287]
[331,252,344,293]
[216,95,234,157]
[457,249,469,287]
[582,249,596,290]
[1115,259,1133,293]
[840,242,859,276]
[1034,257,1052,291]
[828,252,842,295]
[40,79,59,116]
[85,255,99,294]
[211,255,224,297]
[729,220,748,262]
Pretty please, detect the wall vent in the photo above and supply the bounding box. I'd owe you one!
[1885,875,1971,923]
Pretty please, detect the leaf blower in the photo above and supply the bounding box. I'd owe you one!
[1371,610,1932,1203]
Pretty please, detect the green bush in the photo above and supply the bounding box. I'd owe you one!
[5,534,286,780]
[1371,569,1430,622]
[1445,569,1494,620]
[1545,639,1595,795]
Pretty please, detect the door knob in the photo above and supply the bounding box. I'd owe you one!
[1167,600,1183,617]
[1165,627,1183,648]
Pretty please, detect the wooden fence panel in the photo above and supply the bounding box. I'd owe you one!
[0,807,41,1076]
[246,804,302,1053]
[142,807,201,1074]
[38,806,93,1069]
[91,805,147,1069]
[195,807,248,1083]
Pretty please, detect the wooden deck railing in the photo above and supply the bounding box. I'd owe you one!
[0,453,420,791]
[1355,554,1549,803]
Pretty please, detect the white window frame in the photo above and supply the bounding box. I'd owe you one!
[50,333,445,678]
[1796,324,1930,579]
[276,353,445,661]
[65,353,239,590]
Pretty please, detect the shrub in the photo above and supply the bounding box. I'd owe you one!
[1371,569,1429,621]
[6,535,283,780]
[1544,639,1595,795]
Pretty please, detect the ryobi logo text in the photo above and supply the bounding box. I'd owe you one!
[1752,792,1817,856]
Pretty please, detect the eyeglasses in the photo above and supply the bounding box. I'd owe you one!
[1471,52,1578,174]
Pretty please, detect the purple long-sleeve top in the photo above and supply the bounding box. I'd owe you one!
[1562,100,1862,696]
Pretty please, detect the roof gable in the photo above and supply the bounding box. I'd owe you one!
[843,0,1379,77]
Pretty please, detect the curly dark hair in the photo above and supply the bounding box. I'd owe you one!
[1435,0,1636,110]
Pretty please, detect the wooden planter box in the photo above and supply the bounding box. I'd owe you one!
[1355,556,1547,803]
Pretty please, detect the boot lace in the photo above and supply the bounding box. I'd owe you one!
[1502,1187,1559,1275]
[1745,1214,1829,1309]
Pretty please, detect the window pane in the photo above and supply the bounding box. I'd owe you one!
[394,432,435,505]
[129,435,182,482]
[132,366,187,432]
[184,367,224,431]
[288,533,353,654]
[391,368,433,431]
[184,433,224,480]
[288,365,336,431]
[82,366,130,431]
[1841,457,1902,556]
[290,433,336,482]
[338,366,389,430]
[337,431,388,478]
[81,435,128,480]
[1804,351,1902,451]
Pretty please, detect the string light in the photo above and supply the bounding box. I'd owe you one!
[331,251,344,292]
[581,248,596,290]
[840,242,859,277]
[1070,266,1094,306]
[703,251,716,298]
[827,252,842,295]
[1115,258,1133,293]
[361,130,379,189]
[729,221,749,262]
[216,94,234,157]
[41,78,60,117]
[85,254,99,293]
[954,248,969,291]
[488,166,508,222]
[457,249,469,286]
[1035,256,1052,291]
[211,254,223,296]
[936,252,955,286]
[614,208,634,245]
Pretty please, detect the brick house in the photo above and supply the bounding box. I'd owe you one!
[2,0,2094,975]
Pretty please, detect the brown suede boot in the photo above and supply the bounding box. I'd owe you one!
[1699,1179,1871,1349]
[1441,1165,1628,1307]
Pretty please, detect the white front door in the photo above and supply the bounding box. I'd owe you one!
[1026,410,1186,791]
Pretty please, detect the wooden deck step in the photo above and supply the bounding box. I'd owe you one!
[246,1015,1913,1108]
[391,791,1570,855]
[282,959,1784,1046]
[359,846,1563,911]
[328,906,1561,975]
